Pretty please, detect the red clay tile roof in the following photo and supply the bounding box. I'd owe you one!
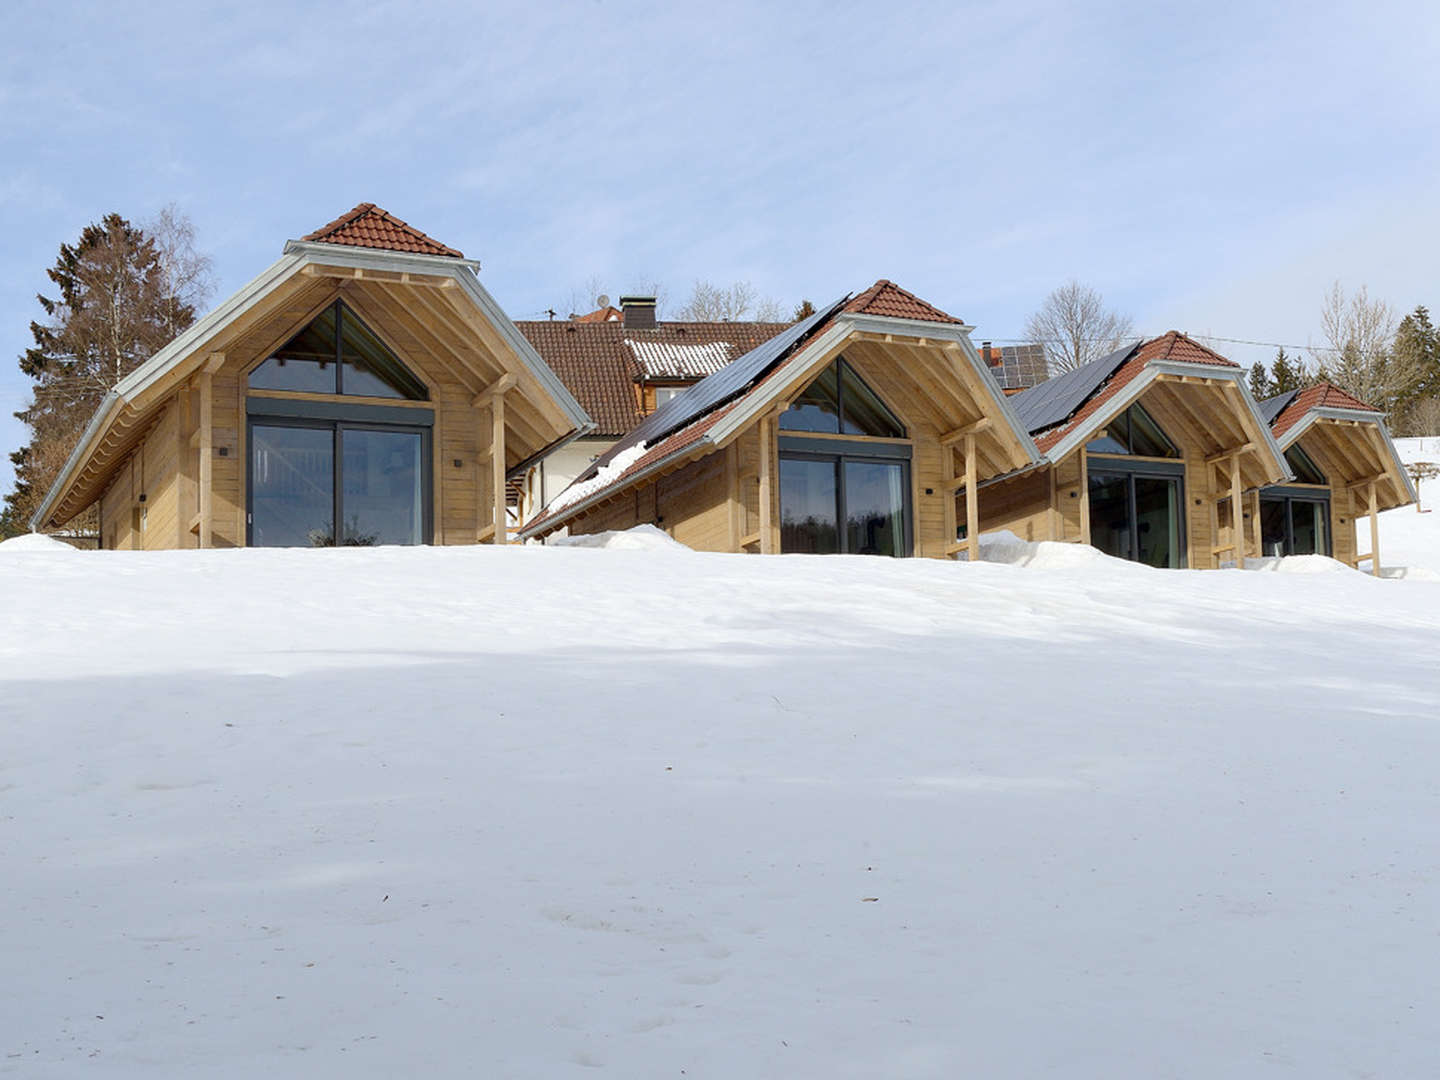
[1033,332,1239,453]
[573,306,622,323]
[844,279,963,324]
[1271,382,1380,438]
[301,203,465,259]
[515,320,789,437]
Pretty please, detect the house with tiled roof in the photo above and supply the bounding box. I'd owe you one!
[975,332,1291,568]
[513,297,789,521]
[1256,383,1414,573]
[519,281,1043,560]
[31,204,593,549]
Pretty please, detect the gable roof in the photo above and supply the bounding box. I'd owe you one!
[515,320,789,437]
[521,282,1041,538]
[300,202,465,259]
[843,279,964,324]
[32,228,592,529]
[1011,332,1240,453]
[1267,382,1381,439]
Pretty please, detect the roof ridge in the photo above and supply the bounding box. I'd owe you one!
[300,203,465,259]
[844,278,963,324]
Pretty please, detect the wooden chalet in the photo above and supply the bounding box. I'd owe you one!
[518,282,1042,559]
[1258,383,1415,574]
[977,333,1292,568]
[31,204,593,549]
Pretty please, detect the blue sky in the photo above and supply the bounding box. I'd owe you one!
[3,0,1438,498]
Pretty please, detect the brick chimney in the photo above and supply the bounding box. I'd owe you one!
[620,295,657,330]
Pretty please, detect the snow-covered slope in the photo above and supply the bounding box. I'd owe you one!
[3,542,1439,1078]
[1371,436,1440,572]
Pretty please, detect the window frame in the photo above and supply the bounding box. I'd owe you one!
[778,440,913,557]
[1258,486,1332,557]
[246,413,433,547]
[1087,458,1188,568]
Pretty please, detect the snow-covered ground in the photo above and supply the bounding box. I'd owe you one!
[1375,436,1440,573]
[3,532,1440,1078]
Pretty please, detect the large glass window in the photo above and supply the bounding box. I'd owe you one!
[779,453,909,556]
[780,358,904,438]
[250,421,429,547]
[250,301,428,400]
[780,457,839,553]
[1086,402,1179,458]
[1284,444,1327,485]
[1259,491,1331,557]
[1088,469,1185,568]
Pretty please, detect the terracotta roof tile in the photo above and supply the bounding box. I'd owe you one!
[516,320,788,437]
[1033,332,1238,453]
[1271,382,1380,438]
[301,203,465,258]
[844,279,963,324]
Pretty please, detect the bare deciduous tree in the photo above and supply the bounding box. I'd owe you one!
[1313,282,1416,418]
[561,275,670,320]
[146,204,215,338]
[1024,280,1135,375]
[676,280,783,322]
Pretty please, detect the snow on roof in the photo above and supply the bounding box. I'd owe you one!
[624,339,735,380]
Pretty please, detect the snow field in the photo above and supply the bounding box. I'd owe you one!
[2,532,1439,1078]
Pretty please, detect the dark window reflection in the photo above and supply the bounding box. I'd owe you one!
[251,424,336,546]
[780,457,839,552]
[843,460,905,555]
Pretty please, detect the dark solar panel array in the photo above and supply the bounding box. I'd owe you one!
[1009,342,1138,434]
[1258,389,1298,425]
[583,295,850,475]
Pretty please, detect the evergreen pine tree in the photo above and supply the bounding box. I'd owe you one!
[1393,305,1438,406]
[1248,362,1275,399]
[1269,347,1306,394]
[6,213,207,528]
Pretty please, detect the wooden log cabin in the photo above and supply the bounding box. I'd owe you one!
[30,204,593,549]
[517,283,1043,558]
[1257,383,1415,574]
[964,333,1296,568]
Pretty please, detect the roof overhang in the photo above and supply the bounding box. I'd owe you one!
[1043,360,1293,484]
[518,313,1044,539]
[33,242,593,530]
[1274,407,1418,505]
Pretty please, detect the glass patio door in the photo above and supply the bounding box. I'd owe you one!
[1088,468,1184,568]
[779,453,909,556]
[250,421,428,547]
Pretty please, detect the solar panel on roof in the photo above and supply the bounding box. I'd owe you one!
[581,296,850,476]
[1010,342,1138,434]
[1258,389,1298,425]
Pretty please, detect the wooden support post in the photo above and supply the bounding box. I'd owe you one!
[175,388,189,549]
[491,394,507,545]
[758,417,775,554]
[964,431,979,563]
[942,444,958,556]
[1228,454,1244,566]
[1369,479,1381,577]
[1078,450,1091,545]
[473,373,516,545]
[197,354,222,548]
[726,443,741,551]
[1047,467,1060,542]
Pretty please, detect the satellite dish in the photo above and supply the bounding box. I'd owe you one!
[596,294,610,308]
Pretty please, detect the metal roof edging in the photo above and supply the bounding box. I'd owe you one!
[1278,408,1417,504]
[28,391,124,530]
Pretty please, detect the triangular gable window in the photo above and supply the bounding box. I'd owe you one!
[250,301,428,400]
[1284,444,1327,485]
[1087,402,1178,458]
[780,357,904,438]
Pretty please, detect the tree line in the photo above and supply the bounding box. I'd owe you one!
[1023,279,1440,437]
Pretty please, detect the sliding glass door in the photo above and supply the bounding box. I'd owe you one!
[779,449,910,556]
[1087,464,1185,568]
[1259,489,1331,557]
[250,420,429,547]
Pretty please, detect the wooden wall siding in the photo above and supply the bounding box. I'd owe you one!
[561,336,1031,558]
[975,469,1052,542]
[1332,486,1358,567]
[63,270,582,548]
[972,380,1277,568]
